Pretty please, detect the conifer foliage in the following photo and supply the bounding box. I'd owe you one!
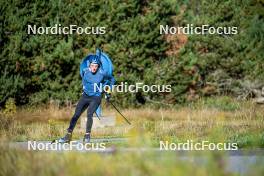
[0,0,263,106]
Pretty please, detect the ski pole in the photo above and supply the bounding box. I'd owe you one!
[109,101,131,125]
[95,111,101,120]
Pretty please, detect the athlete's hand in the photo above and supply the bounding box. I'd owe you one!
[105,93,111,102]
[105,86,111,102]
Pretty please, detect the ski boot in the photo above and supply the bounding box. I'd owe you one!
[83,133,91,143]
[58,132,72,143]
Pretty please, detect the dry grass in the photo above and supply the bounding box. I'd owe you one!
[0,98,264,176]
[1,98,264,147]
[13,106,73,123]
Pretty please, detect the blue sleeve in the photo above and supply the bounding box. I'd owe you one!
[102,73,116,88]
[81,68,89,79]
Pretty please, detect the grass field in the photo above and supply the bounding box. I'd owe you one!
[0,96,264,175]
[1,96,264,148]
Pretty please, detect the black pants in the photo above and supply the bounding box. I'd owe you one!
[67,93,101,133]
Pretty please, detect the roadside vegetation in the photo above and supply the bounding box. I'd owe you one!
[1,97,263,148]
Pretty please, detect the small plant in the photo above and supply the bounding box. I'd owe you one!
[203,96,241,111]
[48,119,60,138]
[3,98,17,117]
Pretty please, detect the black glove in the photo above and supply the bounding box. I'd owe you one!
[105,93,111,102]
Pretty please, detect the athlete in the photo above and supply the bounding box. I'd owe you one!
[58,55,115,143]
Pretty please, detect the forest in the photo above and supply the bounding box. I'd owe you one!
[1,0,263,107]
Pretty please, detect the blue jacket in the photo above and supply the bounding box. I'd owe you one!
[82,68,115,96]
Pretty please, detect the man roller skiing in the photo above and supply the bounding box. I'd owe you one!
[58,54,115,143]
